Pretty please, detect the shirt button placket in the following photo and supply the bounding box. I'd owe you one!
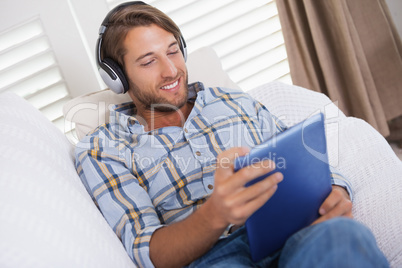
[195,151,213,192]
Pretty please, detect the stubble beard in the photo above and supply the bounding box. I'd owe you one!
[129,72,189,113]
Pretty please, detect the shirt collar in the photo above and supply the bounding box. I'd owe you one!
[109,82,206,134]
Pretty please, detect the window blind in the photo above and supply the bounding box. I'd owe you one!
[107,0,291,91]
[0,18,71,131]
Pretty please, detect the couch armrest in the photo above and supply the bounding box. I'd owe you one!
[328,117,402,267]
[249,82,402,267]
[248,81,345,127]
[0,92,136,268]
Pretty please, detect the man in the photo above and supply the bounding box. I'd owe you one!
[76,2,388,267]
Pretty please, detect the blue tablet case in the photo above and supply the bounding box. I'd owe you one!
[234,113,332,262]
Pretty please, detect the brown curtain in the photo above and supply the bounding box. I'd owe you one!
[276,0,402,137]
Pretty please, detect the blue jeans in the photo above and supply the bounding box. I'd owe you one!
[187,218,389,267]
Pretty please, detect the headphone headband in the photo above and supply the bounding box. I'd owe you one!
[101,1,146,29]
[96,1,187,94]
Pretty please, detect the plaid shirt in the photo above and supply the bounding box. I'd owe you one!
[75,82,352,267]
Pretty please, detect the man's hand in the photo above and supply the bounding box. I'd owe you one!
[149,147,283,267]
[312,185,353,225]
[207,147,283,229]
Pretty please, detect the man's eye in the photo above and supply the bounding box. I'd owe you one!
[141,60,154,67]
[168,50,179,55]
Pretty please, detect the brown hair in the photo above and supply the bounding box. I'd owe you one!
[101,4,182,69]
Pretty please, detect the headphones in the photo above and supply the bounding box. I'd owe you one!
[96,1,187,94]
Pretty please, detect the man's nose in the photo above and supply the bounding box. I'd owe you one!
[160,57,177,78]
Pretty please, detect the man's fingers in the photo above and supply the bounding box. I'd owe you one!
[313,187,353,225]
[229,185,278,225]
[225,174,282,224]
[313,204,352,225]
[227,172,283,207]
[214,147,250,179]
[215,147,276,189]
[314,204,342,225]
[319,187,352,216]
[212,148,282,226]
[228,159,276,190]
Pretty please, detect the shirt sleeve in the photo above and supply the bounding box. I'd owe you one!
[329,166,354,201]
[253,100,288,140]
[75,131,162,268]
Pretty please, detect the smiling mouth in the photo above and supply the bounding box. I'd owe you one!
[160,79,179,90]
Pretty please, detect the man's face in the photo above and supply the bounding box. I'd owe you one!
[123,24,188,112]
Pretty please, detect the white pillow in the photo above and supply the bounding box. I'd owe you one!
[63,46,240,142]
[0,92,135,268]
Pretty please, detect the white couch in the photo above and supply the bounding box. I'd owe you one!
[0,47,401,268]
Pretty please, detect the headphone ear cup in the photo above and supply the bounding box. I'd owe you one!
[179,36,187,62]
[100,58,129,94]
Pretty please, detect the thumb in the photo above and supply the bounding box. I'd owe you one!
[215,147,250,180]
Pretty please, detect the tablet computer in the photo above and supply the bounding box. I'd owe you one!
[234,113,332,262]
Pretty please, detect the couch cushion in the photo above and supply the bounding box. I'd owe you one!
[0,92,135,268]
